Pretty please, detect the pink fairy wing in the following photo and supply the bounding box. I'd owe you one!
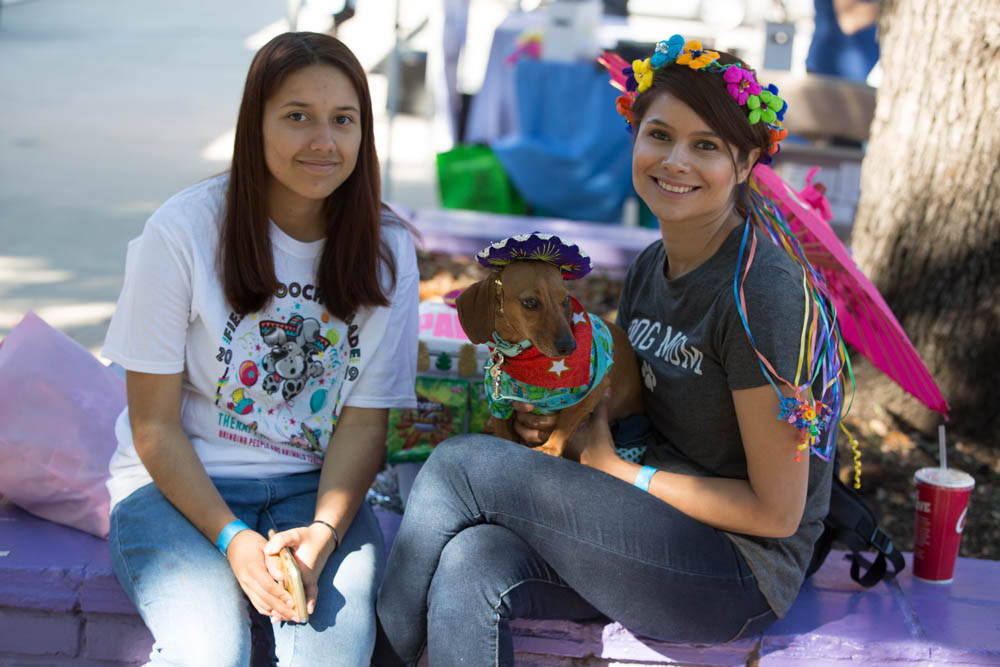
[598,51,631,93]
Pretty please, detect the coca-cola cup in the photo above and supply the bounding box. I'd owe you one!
[913,467,975,583]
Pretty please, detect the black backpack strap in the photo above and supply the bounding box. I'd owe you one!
[835,524,906,588]
[806,448,906,587]
[825,470,906,588]
[867,526,905,582]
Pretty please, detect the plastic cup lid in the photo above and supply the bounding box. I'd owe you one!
[914,467,975,489]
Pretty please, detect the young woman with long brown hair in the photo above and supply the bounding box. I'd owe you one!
[103,32,418,665]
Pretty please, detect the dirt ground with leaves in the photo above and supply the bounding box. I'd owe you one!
[417,249,999,561]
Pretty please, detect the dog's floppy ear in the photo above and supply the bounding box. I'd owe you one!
[456,275,497,344]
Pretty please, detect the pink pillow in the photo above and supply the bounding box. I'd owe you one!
[0,312,125,538]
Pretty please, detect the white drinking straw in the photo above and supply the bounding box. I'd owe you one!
[938,424,947,470]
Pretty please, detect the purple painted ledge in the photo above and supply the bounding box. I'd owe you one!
[2,503,999,666]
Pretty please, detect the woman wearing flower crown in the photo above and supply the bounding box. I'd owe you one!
[375,37,839,664]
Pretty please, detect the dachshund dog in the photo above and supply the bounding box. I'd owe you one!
[456,259,643,458]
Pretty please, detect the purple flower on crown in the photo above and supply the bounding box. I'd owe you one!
[623,65,638,92]
[650,34,685,67]
[723,66,761,105]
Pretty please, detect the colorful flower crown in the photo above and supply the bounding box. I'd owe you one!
[602,35,790,160]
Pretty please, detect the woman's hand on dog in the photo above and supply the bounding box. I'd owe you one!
[514,392,626,474]
[569,394,623,472]
[512,401,556,444]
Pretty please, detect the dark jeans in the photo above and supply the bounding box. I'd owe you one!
[374,435,776,666]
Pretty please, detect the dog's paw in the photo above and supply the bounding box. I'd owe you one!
[531,442,565,458]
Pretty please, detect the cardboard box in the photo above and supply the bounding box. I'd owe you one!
[417,300,489,380]
[387,376,469,463]
[467,379,493,435]
[385,302,495,462]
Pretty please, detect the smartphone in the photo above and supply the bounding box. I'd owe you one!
[268,529,309,623]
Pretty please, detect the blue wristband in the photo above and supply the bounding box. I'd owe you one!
[633,465,658,492]
[216,519,251,555]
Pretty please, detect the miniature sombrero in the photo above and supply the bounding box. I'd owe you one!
[443,288,462,308]
[476,233,592,280]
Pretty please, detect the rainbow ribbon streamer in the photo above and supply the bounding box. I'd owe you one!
[733,182,859,480]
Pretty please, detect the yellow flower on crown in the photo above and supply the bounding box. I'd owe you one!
[632,57,654,93]
[676,40,720,70]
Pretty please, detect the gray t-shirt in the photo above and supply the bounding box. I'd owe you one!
[617,223,832,618]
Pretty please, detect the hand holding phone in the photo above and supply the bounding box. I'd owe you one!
[268,529,309,623]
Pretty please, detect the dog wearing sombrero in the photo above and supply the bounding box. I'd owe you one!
[456,233,644,460]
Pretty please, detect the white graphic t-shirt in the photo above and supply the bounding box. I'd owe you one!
[102,174,418,507]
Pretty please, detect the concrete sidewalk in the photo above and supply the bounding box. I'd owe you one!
[0,0,440,354]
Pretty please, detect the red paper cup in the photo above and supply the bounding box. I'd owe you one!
[913,467,975,583]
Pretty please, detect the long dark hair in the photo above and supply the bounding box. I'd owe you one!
[220,32,394,320]
[630,52,771,218]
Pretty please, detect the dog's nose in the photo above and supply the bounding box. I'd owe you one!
[555,337,576,357]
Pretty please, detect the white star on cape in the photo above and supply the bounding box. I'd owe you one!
[572,312,587,325]
[549,359,570,377]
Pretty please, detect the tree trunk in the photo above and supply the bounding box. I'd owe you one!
[849,0,1000,443]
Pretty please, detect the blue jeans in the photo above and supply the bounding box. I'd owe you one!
[374,436,776,666]
[109,471,384,666]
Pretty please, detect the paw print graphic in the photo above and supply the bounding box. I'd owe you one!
[641,360,656,391]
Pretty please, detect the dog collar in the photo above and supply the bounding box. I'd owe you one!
[490,332,533,358]
[485,313,614,417]
[485,298,597,403]
[486,334,532,402]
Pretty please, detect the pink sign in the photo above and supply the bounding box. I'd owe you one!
[419,311,470,342]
